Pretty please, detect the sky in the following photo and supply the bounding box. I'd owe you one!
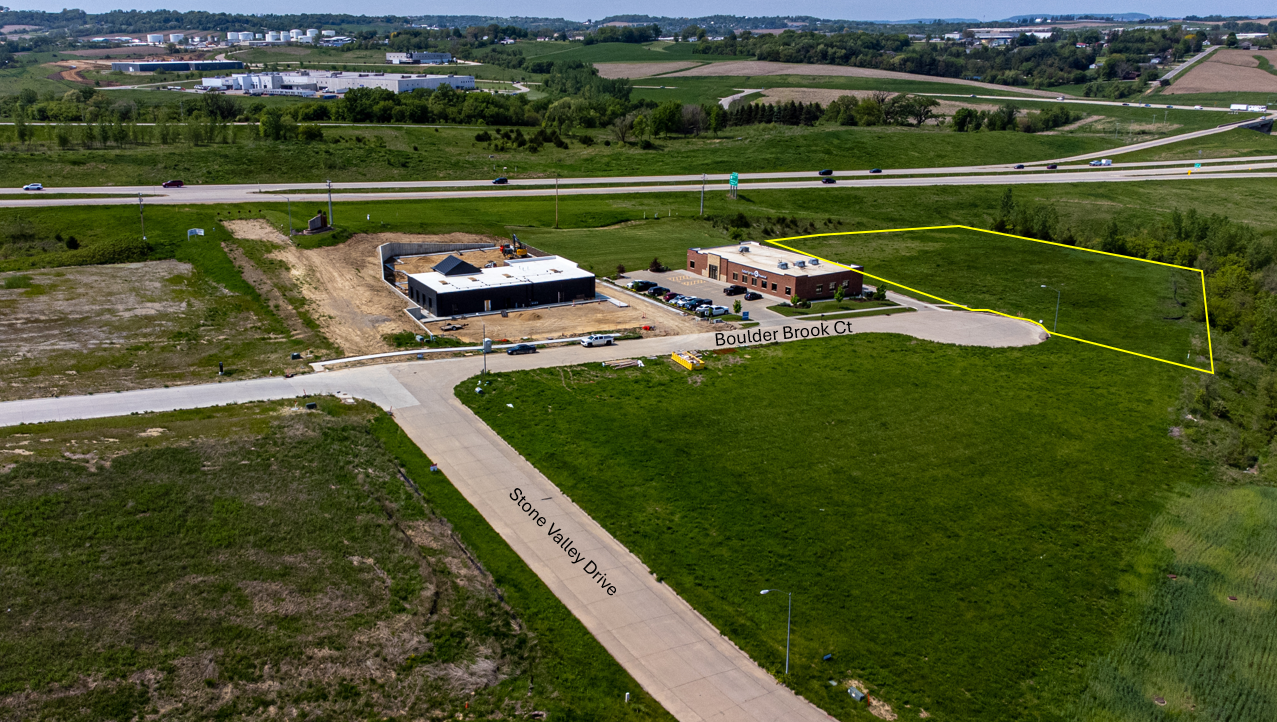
[6,1,1275,23]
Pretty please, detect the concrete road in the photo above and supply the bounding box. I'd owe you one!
[0,312,1038,720]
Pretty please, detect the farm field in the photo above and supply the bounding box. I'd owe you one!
[1165,48,1277,95]
[0,398,670,721]
[459,334,1208,721]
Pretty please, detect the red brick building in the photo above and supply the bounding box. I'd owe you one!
[685,242,863,301]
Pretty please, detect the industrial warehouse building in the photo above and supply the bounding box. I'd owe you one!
[199,70,474,94]
[405,255,596,316]
[111,60,244,72]
[386,51,453,64]
[686,242,863,300]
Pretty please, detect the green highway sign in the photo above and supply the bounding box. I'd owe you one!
[730,172,739,187]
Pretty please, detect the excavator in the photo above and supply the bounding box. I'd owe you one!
[500,234,528,259]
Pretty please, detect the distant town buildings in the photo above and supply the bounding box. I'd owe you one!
[198,70,475,95]
[386,51,453,64]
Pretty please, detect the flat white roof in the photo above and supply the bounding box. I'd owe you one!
[693,242,860,277]
[409,255,593,294]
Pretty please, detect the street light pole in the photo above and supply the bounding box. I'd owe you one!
[138,193,146,240]
[760,589,791,675]
[1041,284,1060,332]
[700,173,707,215]
[285,196,293,238]
[324,178,334,226]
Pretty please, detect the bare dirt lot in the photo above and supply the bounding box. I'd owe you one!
[423,288,706,343]
[594,61,703,79]
[394,248,507,276]
[268,232,504,356]
[1166,49,1277,94]
[662,61,1060,97]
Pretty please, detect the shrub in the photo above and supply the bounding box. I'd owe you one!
[3,274,33,289]
[648,257,668,272]
[474,130,492,142]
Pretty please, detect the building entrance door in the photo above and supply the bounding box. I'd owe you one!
[708,264,718,280]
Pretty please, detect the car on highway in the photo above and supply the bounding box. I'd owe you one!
[1143,103,1151,107]
[581,334,614,348]
[1166,105,1173,109]
[869,168,882,174]
[821,178,837,184]
[743,291,763,301]
[1122,103,1130,106]
[492,177,509,184]
[1056,96,1065,100]
[697,305,730,317]
[1089,160,1102,166]
[1047,164,1059,170]
[969,94,976,98]
[646,286,669,297]
[505,343,537,355]
[161,180,184,188]
[818,169,833,176]
[22,183,43,191]
[1194,105,1203,110]
[1013,164,1025,169]
[724,285,746,295]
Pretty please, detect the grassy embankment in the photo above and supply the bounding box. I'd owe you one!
[0,398,671,720]
[458,334,1213,721]
[1115,126,1277,162]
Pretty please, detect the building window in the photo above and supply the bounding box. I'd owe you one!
[785,286,791,296]
[842,279,849,287]
[816,284,823,294]
[771,282,777,291]
[689,260,696,269]
[733,272,738,281]
[750,277,757,285]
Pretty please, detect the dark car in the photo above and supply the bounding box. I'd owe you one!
[821,178,837,184]
[1046,163,1058,170]
[663,291,681,301]
[646,286,669,296]
[869,168,882,174]
[492,177,509,184]
[505,343,537,355]
[743,291,762,301]
[629,279,657,292]
[818,169,833,176]
[724,285,746,296]
[1013,164,1025,170]
[162,180,184,188]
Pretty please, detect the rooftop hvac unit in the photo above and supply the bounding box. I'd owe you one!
[796,260,806,268]
[777,261,789,270]
[809,258,820,265]
[739,246,750,253]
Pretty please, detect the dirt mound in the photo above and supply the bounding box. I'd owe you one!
[222,219,289,244]
[594,61,701,79]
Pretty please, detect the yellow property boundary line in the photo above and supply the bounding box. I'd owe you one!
[764,225,1215,375]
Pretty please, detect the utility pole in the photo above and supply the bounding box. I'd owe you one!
[760,589,792,675]
[700,173,707,215]
[326,178,333,228]
[554,173,559,228]
[285,196,293,237]
[138,193,146,240]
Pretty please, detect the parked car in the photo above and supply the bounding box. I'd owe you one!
[1046,164,1058,170]
[581,334,614,348]
[697,305,729,317]
[646,286,669,297]
[492,177,508,184]
[869,168,883,174]
[743,291,762,301]
[1013,164,1025,169]
[505,343,537,355]
[628,279,657,291]
[724,285,746,295]
[818,169,833,176]
[821,178,837,184]
[162,180,184,188]
[662,291,681,301]
[22,183,42,191]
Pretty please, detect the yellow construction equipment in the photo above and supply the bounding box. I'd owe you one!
[671,351,704,370]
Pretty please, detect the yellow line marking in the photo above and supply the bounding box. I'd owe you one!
[762,225,1214,375]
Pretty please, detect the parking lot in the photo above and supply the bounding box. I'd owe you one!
[623,269,790,321]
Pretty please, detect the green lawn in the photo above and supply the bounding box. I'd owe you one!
[1115,127,1277,163]
[458,334,1207,721]
[767,298,897,316]
[0,399,671,721]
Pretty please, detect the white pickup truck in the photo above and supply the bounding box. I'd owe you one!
[1089,159,1113,167]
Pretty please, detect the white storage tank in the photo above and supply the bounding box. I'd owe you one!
[322,30,336,37]
[307,29,319,38]
[146,34,164,43]
[266,32,282,42]
[289,29,302,40]
[168,33,184,43]
[255,33,264,40]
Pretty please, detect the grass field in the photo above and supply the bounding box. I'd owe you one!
[779,227,1209,369]
[458,334,1206,721]
[0,398,671,721]
[0,120,1126,187]
[1072,484,1277,721]
[1115,127,1277,162]
[767,298,898,316]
